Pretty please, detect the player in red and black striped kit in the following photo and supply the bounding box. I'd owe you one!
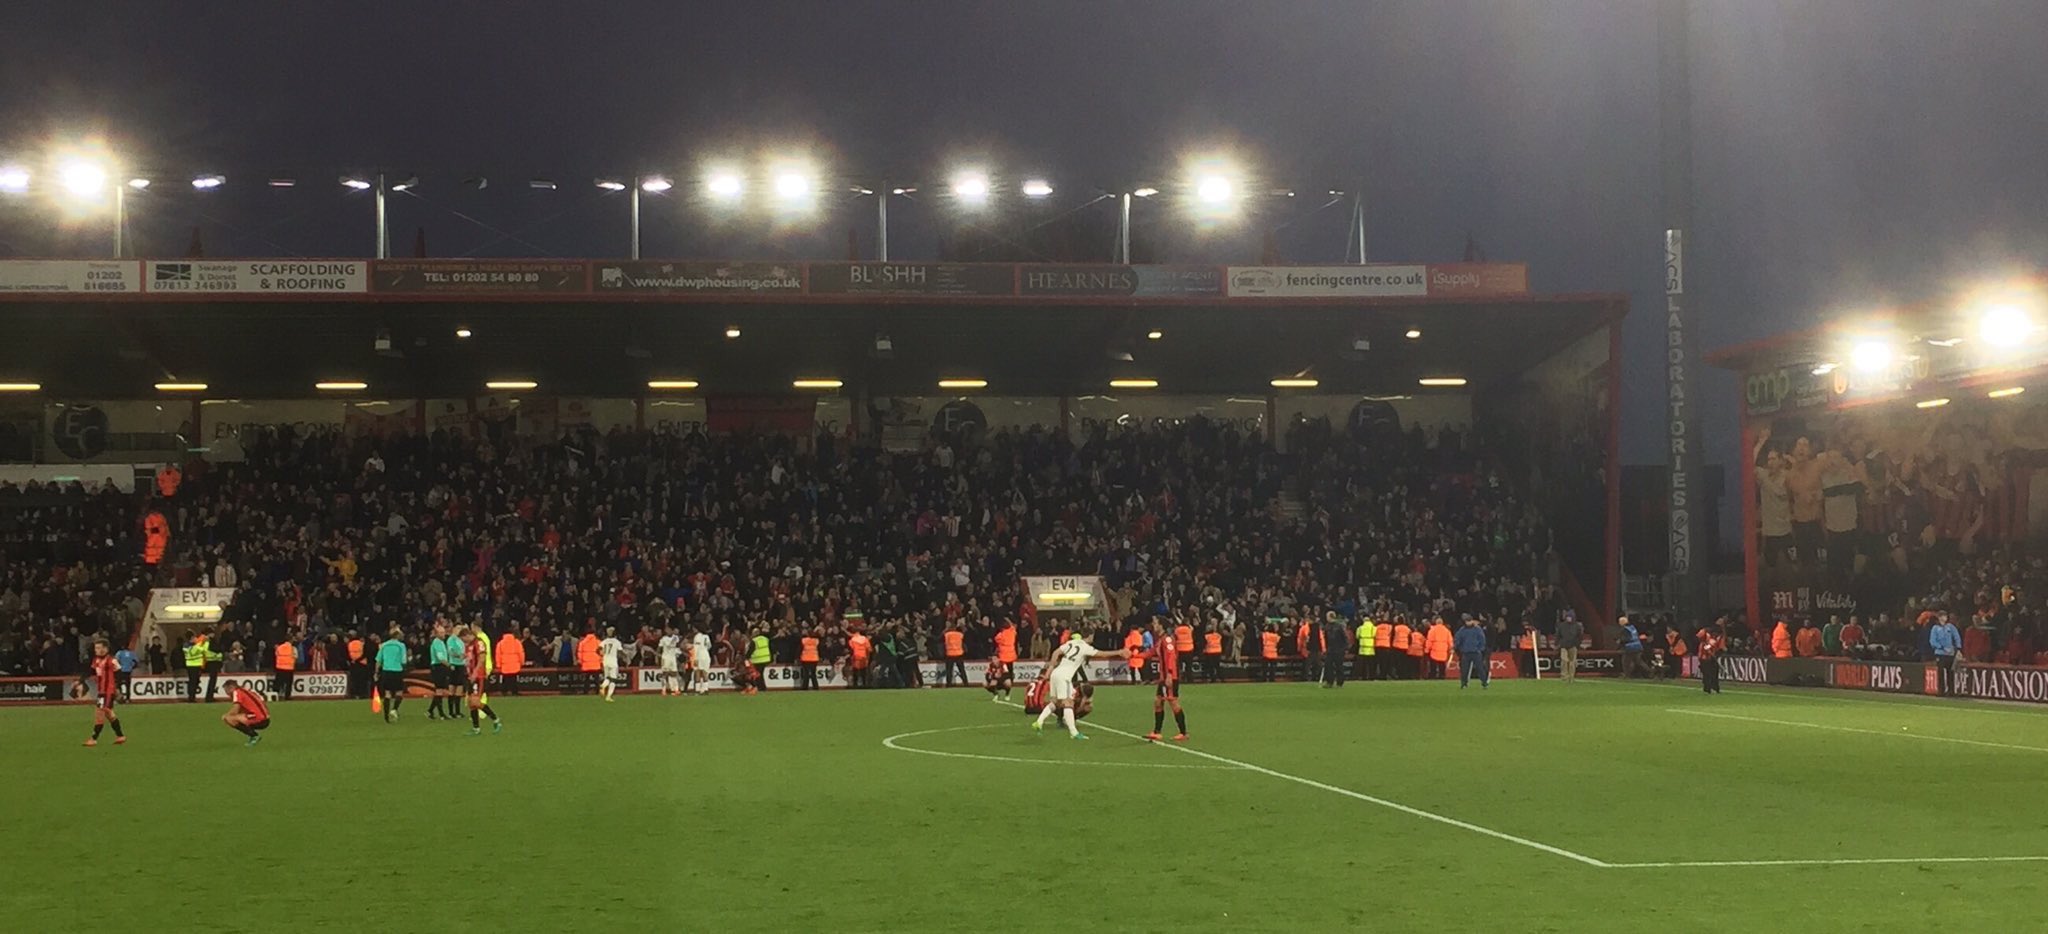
[1144,621,1188,743]
[223,681,272,746]
[1695,621,1726,695]
[84,639,127,747]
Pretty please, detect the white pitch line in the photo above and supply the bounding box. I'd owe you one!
[1596,676,2048,716]
[883,723,1238,770]
[995,701,1612,868]
[1668,707,2048,754]
[1610,855,2048,869]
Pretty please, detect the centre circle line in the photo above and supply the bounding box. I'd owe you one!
[882,723,1241,770]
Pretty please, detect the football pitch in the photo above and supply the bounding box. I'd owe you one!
[4,678,2045,933]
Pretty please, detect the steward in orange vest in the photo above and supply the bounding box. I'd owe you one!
[797,634,823,691]
[272,641,297,700]
[940,628,969,687]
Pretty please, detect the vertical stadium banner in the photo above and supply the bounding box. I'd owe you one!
[1067,395,1267,443]
[593,260,804,295]
[0,260,142,294]
[705,397,816,435]
[144,260,367,294]
[1224,264,1427,298]
[1424,263,1529,298]
[371,260,587,294]
[807,262,1016,296]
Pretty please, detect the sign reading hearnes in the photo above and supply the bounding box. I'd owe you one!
[1225,265,1428,298]
[0,260,141,293]
[372,260,586,294]
[1020,265,1137,296]
[593,261,803,295]
[146,261,366,294]
[809,262,1016,296]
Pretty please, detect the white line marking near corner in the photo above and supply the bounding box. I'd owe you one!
[1667,707,2048,753]
[1609,855,2048,869]
[883,723,1237,770]
[994,701,1612,868]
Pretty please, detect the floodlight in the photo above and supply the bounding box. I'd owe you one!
[1976,302,2036,348]
[1132,187,1159,198]
[1849,340,1893,373]
[59,161,106,198]
[704,169,743,201]
[0,166,29,193]
[126,177,151,190]
[595,178,628,191]
[389,176,418,192]
[340,176,373,190]
[1021,179,1053,198]
[190,174,226,190]
[1195,175,1234,204]
[639,176,673,193]
[773,168,814,201]
[950,171,990,204]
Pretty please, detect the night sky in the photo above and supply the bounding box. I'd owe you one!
[5,0,2047,530]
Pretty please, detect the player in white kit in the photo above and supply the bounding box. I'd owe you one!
[1033,633,1127,739]
[657,626,684,696]
[598,627,625,702]
[689,627,713,695]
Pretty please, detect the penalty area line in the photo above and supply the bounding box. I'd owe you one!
[1667,708,2048,754]
[995,701,1612,868]
[1608,855,2048,869]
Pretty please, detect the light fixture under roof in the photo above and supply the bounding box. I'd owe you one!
[1418,377,1468,387]
[454,327,473,339]
[1916,398,1951,409]
[1109,378,1159,389]
[315,381,368,391]
[485,380,537,391]
[938,379,988,389]
[595,178,628,191]
[190,174,226,190]
[724,325,741,339]
[646,380,700,390]
[1988,386,2026,399]
[792,379,843,390]
[155,382,208,392]
[1270,378,1319,388]
[0,382,42,392]
[1404,329,1422,340]
[1146,329,1163,340]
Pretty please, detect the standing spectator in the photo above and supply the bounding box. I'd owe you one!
[1554,613,1584,684]
[1663,627,1687,679]
[1771,619,1794,659]
[1454,615,1489,689]
[1930,612,1962,696]
[114,642,138,701]
[1794,621,1822,657]
[1840,616,1866,655]
[1321,614,1349,688]
[1618,616,1645,679]
[145,636,166,675]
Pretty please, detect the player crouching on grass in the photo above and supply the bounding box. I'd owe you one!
[985,656,1013,702]
[222,680,271,747]
[84,638,127,747]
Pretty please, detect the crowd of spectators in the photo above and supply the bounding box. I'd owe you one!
[0,414,1587,679]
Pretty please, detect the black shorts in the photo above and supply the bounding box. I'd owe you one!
[378,671,404,694]
[97,692,117,711]
[433,666,458,688]
[1156,679,1180,699]
[248,717,271,732]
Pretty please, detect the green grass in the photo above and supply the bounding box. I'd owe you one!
[4,678,2047,933]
